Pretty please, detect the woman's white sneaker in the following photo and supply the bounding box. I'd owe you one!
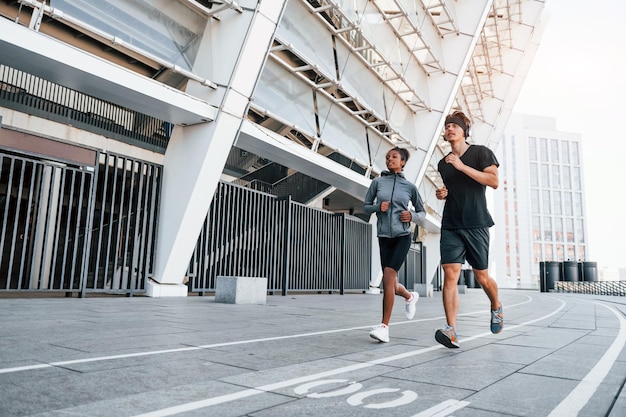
[405,291,419,319]
[369,324,389,343]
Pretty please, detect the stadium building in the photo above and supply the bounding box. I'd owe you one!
[0,0,546,296]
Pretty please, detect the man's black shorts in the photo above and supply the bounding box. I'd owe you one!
[440,227,490,270]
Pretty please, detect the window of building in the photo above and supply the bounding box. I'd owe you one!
[564,192,573,215]
[562,141,570,164]
[553,191,562,215]
[540,138,548,162]
[531,189,540,214]
[574,193,583,216]
[556,244,564,261]
[572,142,580,164]
[544,217,552,241]
[563,166,571,189]
[567,245,575,261]
[529,137,537,161]
[533,216,541,240]
[578,245,585,260]
[542,190,551,214]
[576,219,585,243]
[545,243,553,261]
[552,165,561,188]
[573,167,581,190]
[534,243,542,263]
[566,218,575,242]
[554,217,563,241]
[530,163,539,187]
[541,164,550,188]
[551,139,559,162]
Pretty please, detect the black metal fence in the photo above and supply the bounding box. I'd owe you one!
[187,182,372,294]
[0,150,161,296]
[554,281,626,296]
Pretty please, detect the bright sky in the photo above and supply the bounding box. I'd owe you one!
[512,0,626,270]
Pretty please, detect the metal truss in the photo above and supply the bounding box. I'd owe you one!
[369,0,444,74]
[302,0,432,112]
[420,0,459,37]
[176,0,243,19]
[268,37,407,147]
[459,0,525,126]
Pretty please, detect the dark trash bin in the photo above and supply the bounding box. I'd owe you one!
[540,261,560,292]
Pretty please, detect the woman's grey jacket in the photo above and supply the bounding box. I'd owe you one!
[363,171,426,238]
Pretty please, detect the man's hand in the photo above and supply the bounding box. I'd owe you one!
[436,186,448,200]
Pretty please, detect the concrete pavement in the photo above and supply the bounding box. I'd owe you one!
[1,289,625,417]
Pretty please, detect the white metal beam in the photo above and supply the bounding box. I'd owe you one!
[0,17,217,125]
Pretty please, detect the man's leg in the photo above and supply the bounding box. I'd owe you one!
[441,263,462,329]
[473,269,499,310]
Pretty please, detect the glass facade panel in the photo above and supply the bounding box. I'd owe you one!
[51,0,206,71]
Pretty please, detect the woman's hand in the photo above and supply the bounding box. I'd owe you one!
[400,210,412,222]
[380,201,390,212]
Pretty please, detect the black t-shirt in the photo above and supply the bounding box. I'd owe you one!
[438,144,499,229]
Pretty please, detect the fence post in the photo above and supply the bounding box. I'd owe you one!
[338,213,345,295]
[281,195,292,296]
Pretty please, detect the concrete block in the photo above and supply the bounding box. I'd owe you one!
[215,276,267,304]
[457,284,467,294]
[414,283,433,297]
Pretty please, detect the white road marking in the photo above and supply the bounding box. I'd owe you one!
[411,399,471,417]
[0,297,534,375]
[131,298,566,417]
[548,301,626,417]
[346,388,418,409]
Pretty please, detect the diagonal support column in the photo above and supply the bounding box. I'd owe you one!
[149,1,288,296]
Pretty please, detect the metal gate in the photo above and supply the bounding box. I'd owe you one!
[0,150,161,295]
[0,153,93,292]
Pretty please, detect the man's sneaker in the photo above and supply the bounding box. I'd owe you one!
[370,324,389,343]
[435,326,460,348]
[405,291,419,319]
[491,303,504,334]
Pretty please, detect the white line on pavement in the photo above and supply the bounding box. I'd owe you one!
[0,296,534,375]
[131,298,566,417]
[548,301,626,417]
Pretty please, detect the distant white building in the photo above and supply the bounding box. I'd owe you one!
[493,114,589,289]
